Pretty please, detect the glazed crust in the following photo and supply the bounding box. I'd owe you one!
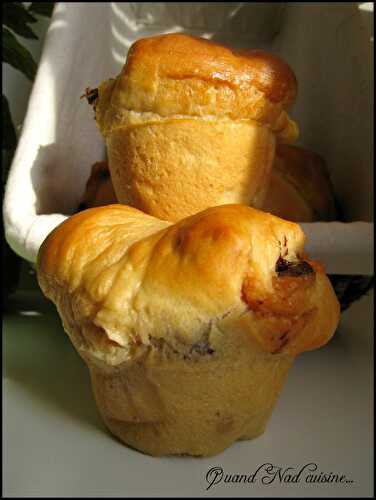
[94,33,299,142]
[37,204,339,456]
[126,35,297,105]
[263,145,338,222]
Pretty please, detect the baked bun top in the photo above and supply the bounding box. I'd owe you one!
[94,33,299,142]
[37,204,339,367]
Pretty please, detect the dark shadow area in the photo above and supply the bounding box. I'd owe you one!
[4,290,107,435]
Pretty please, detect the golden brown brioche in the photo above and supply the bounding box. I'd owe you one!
[87,34,299,220]
[106,118,279,220]
[78,161,117,210]
[37,204,339,456]
[262,145,338,222]
[95,34,298,139]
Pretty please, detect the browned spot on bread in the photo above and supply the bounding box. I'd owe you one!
[216,415,234,434]
[241,257,318,353]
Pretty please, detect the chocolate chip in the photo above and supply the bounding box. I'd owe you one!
[275,257,314,277]
[87,88,98,106]
[80,87,99,109]
[190,339,214,355]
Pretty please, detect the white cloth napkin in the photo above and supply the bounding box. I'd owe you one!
[301,222,373,275]
[3,2,374,275]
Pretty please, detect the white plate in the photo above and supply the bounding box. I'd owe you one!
[3,289,373,497]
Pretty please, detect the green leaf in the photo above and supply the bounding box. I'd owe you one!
[2,95,17,152]
[2,2,38,40]
[28,2,55,18]
[2,27,37,81]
